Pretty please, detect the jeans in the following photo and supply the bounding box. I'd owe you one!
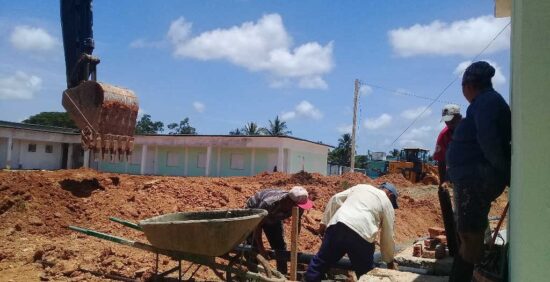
[248,220,288,275]
[305,222,375,281]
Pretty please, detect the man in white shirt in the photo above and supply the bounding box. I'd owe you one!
[304,183,398,281]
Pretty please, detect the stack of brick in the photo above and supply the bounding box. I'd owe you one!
[413,227,448,259]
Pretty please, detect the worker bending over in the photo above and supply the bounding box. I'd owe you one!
[246,186,313,274]
[305,183,398,281]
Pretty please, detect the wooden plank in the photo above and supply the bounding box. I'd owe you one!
[290,206,299,280]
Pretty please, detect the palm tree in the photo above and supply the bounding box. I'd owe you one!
[338,133,352,149]
[263,116,292,136]
[336,133,353,166]
[242,122,265,136]
[229,128,243,135]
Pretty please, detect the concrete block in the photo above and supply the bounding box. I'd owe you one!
[394,245,453,276]
[359,268,448,282]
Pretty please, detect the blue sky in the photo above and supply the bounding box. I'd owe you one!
[0,0,511,154]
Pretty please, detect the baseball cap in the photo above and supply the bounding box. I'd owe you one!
[380,182,399,209]
[288,186,314,210]
[441,104,460,122]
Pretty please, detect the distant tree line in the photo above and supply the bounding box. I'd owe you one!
[22,112,77,129]
[135,114,196,135]
[229,116,292,136]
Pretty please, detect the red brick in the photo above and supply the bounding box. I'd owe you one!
[422,250,436,259]
[424,239,432,248]
[435,235,447,245]
[428,227,446,238]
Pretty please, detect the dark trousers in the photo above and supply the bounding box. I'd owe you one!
[449,241,475,282]
[305,222,375,281]
[249,220,288,275]
[448,165,505,282]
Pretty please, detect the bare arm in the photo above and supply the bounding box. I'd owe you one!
[380,203,396,263]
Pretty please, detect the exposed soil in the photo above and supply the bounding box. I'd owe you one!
[0,169,508,281]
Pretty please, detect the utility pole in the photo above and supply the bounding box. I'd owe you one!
[350,79,359,171]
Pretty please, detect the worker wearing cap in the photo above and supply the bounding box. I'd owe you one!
[246,186,314,274]
[434,104,462,185]
[446,61,511,282]
[304,183,398,281]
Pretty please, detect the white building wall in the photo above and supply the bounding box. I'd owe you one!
[17,140,63,170]
[1,125,331,174]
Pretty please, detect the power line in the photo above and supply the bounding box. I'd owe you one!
[383,21,511,147]
[359,82,466,107]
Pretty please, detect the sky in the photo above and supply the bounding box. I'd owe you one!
[0,0,511,154]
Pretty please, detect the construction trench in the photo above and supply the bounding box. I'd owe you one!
[0,169,508,281]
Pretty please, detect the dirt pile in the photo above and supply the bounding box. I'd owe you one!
[372,173,413,187]
[0,169,508,281]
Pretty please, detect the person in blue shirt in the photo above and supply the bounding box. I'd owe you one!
[446,61,511,282]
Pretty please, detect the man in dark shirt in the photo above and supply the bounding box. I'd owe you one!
[246,186,313,274]
[446,61,511,282]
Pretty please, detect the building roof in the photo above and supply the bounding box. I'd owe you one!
[138,133,333,148]
[0,120,334,148]
[0,120,80,135]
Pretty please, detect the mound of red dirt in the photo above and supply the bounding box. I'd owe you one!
[0,169,507,281]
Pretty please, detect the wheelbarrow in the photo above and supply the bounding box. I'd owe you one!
[70,209,286,281]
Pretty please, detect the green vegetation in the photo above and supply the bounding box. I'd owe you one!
[23,112,77,128]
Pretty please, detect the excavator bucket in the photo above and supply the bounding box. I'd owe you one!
[62,81,139,162]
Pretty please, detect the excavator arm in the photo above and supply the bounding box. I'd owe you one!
[60,0,139,162]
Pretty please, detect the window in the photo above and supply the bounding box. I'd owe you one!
[166,151,179,167]
[230,153,245,170]
[45,145,53,153]
[197,153,206,168]
[28,144,36,152]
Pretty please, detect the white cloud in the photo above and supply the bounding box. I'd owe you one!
[129,38,165,49]
[280,111,296,121]
[359,84,373,96]
[10,26,57,52]
[0,71,42,100]
[389,15,510,57]
[398,126,436,148]
[281,100,323,121]
[364,113,392,130]
[193,101,205,113]
[337,124,352,134]
[298,76,328,90]
[167,17,193,45]
[167,14,333,89]
[400,106,433,120]
[454,60,506,86]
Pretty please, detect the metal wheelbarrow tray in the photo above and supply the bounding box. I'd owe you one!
[139,209,267,257]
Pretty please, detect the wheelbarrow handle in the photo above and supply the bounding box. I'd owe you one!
[109,217,142,231]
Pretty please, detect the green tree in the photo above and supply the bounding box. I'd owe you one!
[328,133,355,166]
[229,128,243,135]
[263,116,291,136]
[242,122,265,135]
[23,112,77,128]
[167,117,197,135]
[355,155,369,169]
[135,114,164,134]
